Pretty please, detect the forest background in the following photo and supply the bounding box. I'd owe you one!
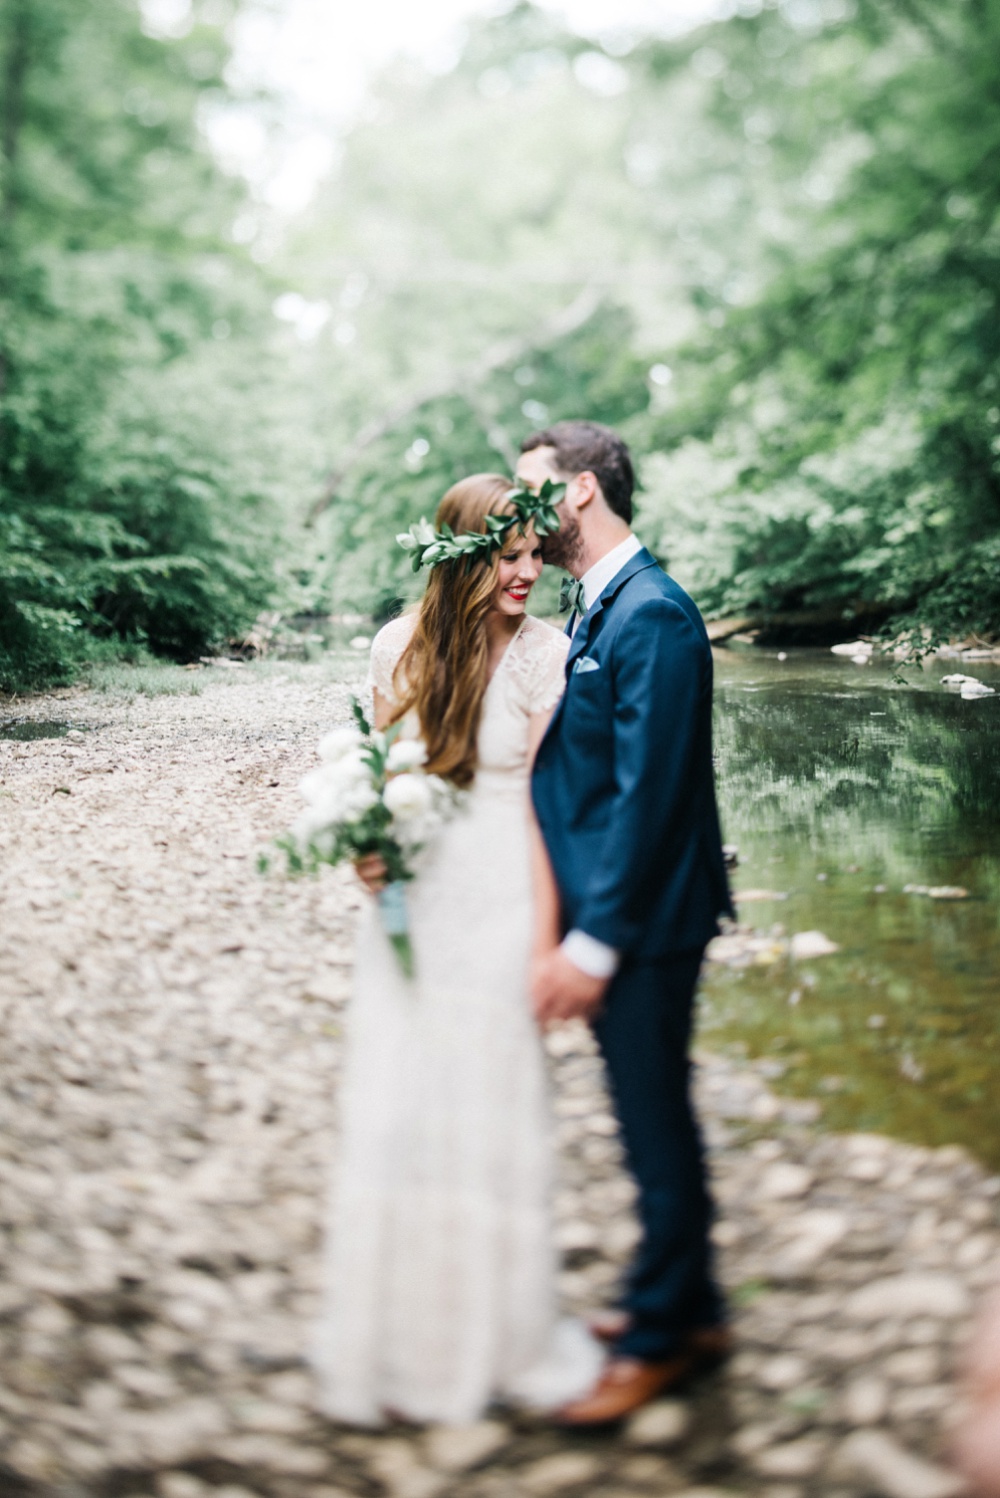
[2,0,999,691]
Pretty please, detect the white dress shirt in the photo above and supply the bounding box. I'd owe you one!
[561,532,644,980]
[580,532,643,613]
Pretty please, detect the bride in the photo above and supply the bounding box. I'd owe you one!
[312,473,603,1426]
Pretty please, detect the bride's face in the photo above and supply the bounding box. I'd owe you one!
[492,528,543,618]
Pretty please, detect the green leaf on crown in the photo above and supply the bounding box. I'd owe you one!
[395,479,566,573]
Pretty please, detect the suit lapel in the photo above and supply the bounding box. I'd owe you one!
[566,609,596,668]
[564,547,659,670]
[598,545,659,604]
[539,548,663,749]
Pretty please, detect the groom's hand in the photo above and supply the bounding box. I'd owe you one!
[532,948,608,1026]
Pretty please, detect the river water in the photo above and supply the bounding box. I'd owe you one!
[704,647,1000,1167]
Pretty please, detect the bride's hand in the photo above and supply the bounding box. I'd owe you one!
[355,853,389,894]
[532,947,608,1027]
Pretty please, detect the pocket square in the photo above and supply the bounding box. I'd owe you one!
[573,655,600,674]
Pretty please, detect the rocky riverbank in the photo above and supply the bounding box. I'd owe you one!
[1,660,996,1498]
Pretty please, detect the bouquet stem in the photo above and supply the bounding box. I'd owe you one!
[377,880,415,979]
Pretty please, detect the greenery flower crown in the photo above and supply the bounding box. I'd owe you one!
[396,479,565,573]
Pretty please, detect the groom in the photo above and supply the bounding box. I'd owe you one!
[519,420,734,1425]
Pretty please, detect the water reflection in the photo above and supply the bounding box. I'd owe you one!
[704,648,1000,1167]
[0,719,83,741]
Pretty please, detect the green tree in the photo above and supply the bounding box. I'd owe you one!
[632,0,1000,647]
[280,5,681,612]
[283,0,1000,644]
[0,0,290,690]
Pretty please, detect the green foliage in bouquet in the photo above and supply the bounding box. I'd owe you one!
[268,699,461,979]
[276,700,414,887]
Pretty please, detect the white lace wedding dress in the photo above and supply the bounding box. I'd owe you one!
[312,611,602,1426]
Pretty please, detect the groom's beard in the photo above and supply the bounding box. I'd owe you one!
[541,511,584,572]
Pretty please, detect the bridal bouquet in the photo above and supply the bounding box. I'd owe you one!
[273,700,458,977]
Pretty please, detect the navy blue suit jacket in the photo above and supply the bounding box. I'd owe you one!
[531,547,733,962]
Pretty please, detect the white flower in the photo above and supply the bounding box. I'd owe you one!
[345,784,380,820]
[301,754,367,800]
[299,751,375,824]
[290,810,336,854]
[340,780,381,818]
[318,725,364,762]
[383,772,434,823]
[386,738,428,773]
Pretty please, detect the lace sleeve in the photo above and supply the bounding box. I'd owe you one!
[508,618,570,715]
[365,613,416,706]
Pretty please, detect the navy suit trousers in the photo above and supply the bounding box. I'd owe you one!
[593,949,724,1360]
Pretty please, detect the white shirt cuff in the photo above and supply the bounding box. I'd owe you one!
[561,929,620,980]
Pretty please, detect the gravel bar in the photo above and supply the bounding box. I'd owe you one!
[1,662,996,1498]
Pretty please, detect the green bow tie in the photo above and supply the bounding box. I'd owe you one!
[559,576,586,617]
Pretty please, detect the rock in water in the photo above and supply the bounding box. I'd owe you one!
[902,884,971,899]
[940,671,997,695]
[789,930,840,959]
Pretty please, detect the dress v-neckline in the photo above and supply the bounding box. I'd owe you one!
[486,616,528,688]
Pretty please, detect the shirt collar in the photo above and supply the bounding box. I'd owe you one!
[580,533,643,612]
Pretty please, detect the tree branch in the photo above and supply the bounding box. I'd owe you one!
[304,286,601,527]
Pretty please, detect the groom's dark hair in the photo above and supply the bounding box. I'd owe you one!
[520,420,634,524]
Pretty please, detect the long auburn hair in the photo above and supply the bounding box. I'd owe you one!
[392,473,519,788]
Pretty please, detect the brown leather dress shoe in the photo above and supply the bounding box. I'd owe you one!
[587,1316,734,1364]
[554,1355,694,1426]
[687,1323,734,1370]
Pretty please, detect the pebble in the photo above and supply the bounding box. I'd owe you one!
[837,1430,966,1498]
[369,1441,447,1498]
[673,1492,742,1498]
[520,1452,603,1492]
[771,1209,850,1275]
[847,1273,971,1322]
[213,1434,329,1475]
[621,1453,682,1482]
[883,1347,940,1384]
[753,1437,830,1478]
[757,1354,810,1391]
[760,1163,815,1200]
[624,1398,691,1446]
[0,664,997,1498]
[157,1477,208,1498]
[424,1421,509,1472]
[842,1375,890,1425]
